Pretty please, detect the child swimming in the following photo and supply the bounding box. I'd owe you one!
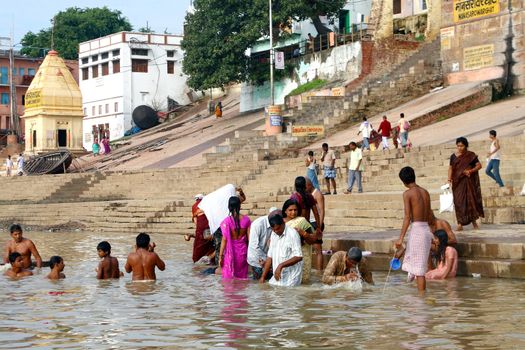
[96,241,123,279]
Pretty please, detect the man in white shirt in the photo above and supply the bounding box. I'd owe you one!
[398,113,410,150]
[260,214,303,287]
[16,153,25,176]
[248,207,281,280]
[344,142,363,194]
[5,155,13,177]
[357,117,372,151]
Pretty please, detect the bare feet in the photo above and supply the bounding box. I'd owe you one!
[473,221,480,230]
[184,234,191,241]
[456,225,463,231]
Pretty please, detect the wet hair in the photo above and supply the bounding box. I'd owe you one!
[349,141,357,147]
[308,150,314,157]
[9,224,22,234]
[362,117,367,121]
[269,214,284,227]
[322,143,328,148]
[8,252,21,264]
[136,232,150,249]
[399,166,416,184]
[347,247,362,263]
[456,137,469,148]
[97,241,111,253]
[294,176,308,210]
[489,130,496,137]
[228,196,242,236]
[400,113,405,118]
[434,230,449,264]
[49,256,63,269]
[282,198,299,218]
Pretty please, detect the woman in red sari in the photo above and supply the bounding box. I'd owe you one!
[448,137,484,231]
[190,195,215,263]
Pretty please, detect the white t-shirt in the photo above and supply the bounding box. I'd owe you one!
[267,226,303,287]
[359,122,372,138]
[17,157,24,169]
[399,118,409,133]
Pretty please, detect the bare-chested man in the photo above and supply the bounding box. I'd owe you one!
[430,215,457,245]
[96,241,123,279]
[125,233,165,281]
[3,224,42,269]
[395,167,434,292]
[4,252,33,279]
[306,178,325,270]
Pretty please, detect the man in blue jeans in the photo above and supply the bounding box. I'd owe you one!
[344,142,363,194]
[486,130,504,187]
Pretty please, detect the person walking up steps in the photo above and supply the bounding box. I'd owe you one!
[321,143,337,195]
[357,117,372,151]
[485,130,504,187]
[398,113,410,151]
[377,116,392,151]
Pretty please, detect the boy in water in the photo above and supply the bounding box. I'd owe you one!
[395,167,434,292]
[96,241,123,279]
[47,256,65,280]
[3,224,42,269]
[4,252,33,278]
[125,233,165,281]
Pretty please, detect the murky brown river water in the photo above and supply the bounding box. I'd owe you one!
[0,231,524,349]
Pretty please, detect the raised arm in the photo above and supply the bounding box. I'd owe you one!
[237,188,246,203]
[155,253,166,271]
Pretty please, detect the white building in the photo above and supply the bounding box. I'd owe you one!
[79,32,191,149]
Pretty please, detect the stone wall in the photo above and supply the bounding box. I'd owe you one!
[240,42,362,112]
[441,0,525,93]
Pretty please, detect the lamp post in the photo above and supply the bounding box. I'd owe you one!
[269,0,274,106]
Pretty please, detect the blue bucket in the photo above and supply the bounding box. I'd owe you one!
[390,258,401,270]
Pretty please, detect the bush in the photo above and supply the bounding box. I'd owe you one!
[287,79,327,96]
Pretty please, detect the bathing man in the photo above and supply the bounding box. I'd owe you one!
[125,233,165,280]
[3,224,42,269]
[4,252,33,278]
[395,166,434,292]
[322,247,374,285]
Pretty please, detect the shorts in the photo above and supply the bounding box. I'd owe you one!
[323,166,336,179]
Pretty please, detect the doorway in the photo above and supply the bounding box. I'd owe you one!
[57,129,67,147]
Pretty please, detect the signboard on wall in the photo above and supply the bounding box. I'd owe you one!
[275,51,285,70]
[25,89,42,109]
[453,0,499,22]
[440,27,455,50]
[292,125,325,137]
[463,44,494,71]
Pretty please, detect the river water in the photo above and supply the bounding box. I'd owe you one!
[0,231,524,349]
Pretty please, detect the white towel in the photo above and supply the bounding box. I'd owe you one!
[198,184,237,235]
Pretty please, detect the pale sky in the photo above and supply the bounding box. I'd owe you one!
[1,0,191,46]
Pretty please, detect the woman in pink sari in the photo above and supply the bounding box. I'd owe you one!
[219,196,251,279]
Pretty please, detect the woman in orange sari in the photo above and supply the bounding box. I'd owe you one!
[448,137,484,231]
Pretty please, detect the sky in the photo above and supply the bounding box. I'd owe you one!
[0,0,192,47]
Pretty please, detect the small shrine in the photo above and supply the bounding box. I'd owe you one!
[21,50,84,155]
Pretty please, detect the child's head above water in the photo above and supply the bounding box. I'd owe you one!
[49,256,64,270]
[8,252,22,265]
[97,241,111,257]
[136,233,150,249]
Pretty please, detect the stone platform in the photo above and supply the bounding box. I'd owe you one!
[323,224,525,279]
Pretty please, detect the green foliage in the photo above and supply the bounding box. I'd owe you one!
[182,0,346,90]
[287,79,326,96]
[20,7,132,60]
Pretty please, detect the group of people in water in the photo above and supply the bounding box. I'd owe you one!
[3,132,501,293]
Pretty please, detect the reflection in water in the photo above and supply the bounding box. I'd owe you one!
[0,231,524,349]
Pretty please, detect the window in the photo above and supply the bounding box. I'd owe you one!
[113,60,120,74]
[167,61,175,74]
[112,49,120,56]
[82,68,89,80]
[12,68,17,76]
[421,0,427,10]
[393,0,401,14]
[132,59,148,73]
[19,68,24,76]
[1,93,9,104]
[0,67,8,84]
[167,50,175,58]
[105,104,109,114]
[98,105,102,115]
[83,107,87,115]
[101,52,109,59]
[28,68,36,76]
[92,65,99,78]
[22,95,25,105]
[81,57,89,64]
[92,55,98,62]
[131,48,148,56]
[114,102,118,112]
[102,63,109,76]
[92,106,96,116]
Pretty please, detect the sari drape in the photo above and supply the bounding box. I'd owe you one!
[450,151,484,225]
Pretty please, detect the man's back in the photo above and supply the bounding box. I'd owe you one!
[405,186,432,223]
[99,256,121,279]
[125,249,165,280]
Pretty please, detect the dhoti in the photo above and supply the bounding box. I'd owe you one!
[402,222,433,277]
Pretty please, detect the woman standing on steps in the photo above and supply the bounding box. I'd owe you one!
[219,196,251,279]
[448,137,484,231]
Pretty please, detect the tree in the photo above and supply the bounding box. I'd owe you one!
[20,7,132,60]
[182,0,346,90]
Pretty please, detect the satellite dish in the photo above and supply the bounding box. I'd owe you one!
[132,105,159,130]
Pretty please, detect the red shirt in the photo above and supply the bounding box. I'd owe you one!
[378,120,392,137]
